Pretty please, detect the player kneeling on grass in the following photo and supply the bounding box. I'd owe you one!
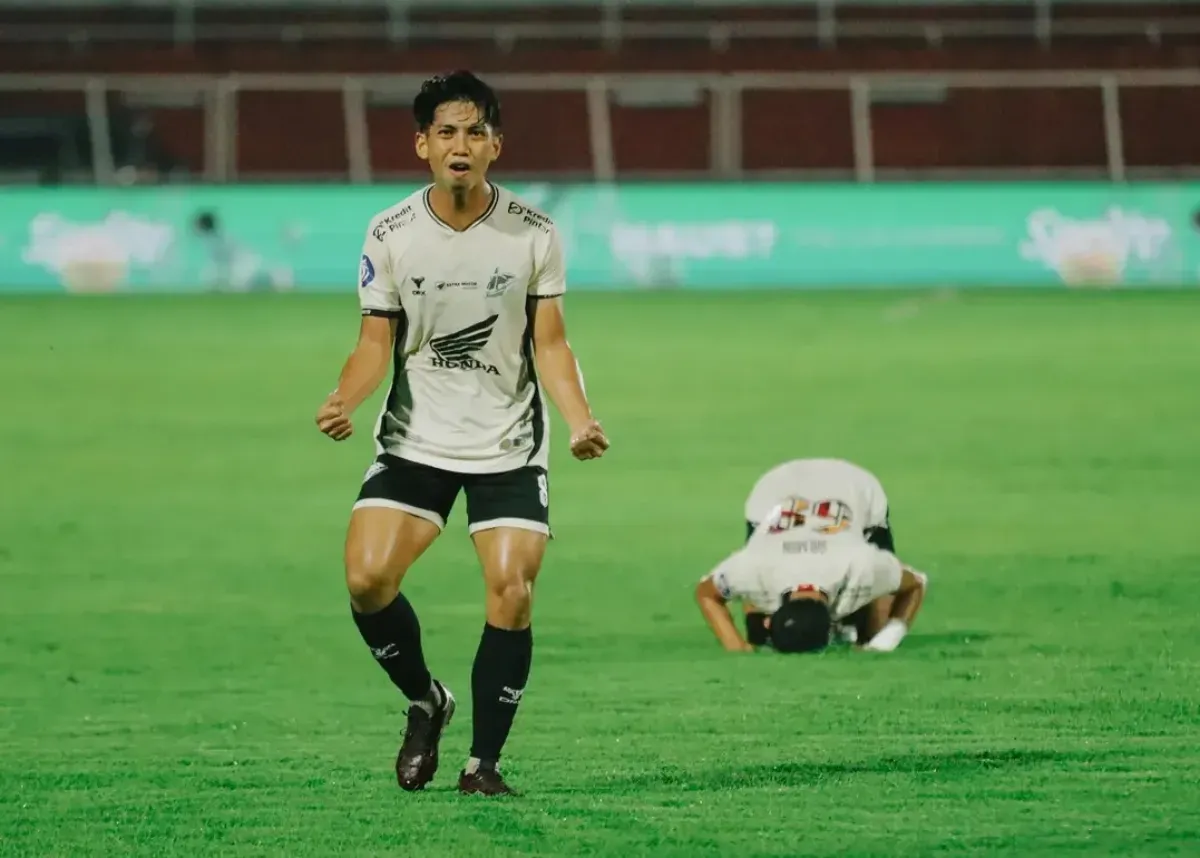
[695,503,928,654]
[740,458,896,647]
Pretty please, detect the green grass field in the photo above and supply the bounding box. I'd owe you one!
[2,288,1200,857]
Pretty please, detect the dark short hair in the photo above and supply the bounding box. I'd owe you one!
[769,599,832,653]
[413,71,502,132]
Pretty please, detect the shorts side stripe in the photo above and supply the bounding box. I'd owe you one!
[467,517,550,536]
[352,498,446,530]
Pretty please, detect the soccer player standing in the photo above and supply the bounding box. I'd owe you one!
[315,71,608,797]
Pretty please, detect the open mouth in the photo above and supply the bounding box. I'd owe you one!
[448,161,471,178]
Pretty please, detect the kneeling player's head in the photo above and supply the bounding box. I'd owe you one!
[769,593,832,654]
[413,71,503,189]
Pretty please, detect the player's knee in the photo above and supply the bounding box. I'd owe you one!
[486,574,535,627]
[345,555,403,612]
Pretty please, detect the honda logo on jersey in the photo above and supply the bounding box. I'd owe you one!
[429,315,500,374]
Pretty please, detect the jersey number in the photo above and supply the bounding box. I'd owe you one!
[767,497,854,536]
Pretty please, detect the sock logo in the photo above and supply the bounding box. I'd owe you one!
[371,643,399,660]
[500,686,524,705]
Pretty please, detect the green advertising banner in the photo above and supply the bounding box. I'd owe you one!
[1,182,1197,294]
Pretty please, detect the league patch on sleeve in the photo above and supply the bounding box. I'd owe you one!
[359,254,376,289]
[712,570,734,600]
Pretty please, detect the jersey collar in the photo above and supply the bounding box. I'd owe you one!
[423,181,499,233]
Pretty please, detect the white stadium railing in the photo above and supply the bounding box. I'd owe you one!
[2,70,1199,184]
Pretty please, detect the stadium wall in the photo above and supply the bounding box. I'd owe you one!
[3,182,1198,294]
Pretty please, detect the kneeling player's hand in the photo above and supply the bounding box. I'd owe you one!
[316,394,353,441]
[569,419,609,461]
[861,619,908,653]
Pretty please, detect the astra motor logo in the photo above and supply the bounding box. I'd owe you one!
[1020,207,1174,286]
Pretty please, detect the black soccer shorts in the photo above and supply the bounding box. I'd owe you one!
[354,453,550,536]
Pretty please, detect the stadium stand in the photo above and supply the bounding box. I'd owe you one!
[1,0,1198,183]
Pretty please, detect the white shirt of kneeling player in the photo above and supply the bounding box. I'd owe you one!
[743,457,891,538]
[709,519,903,624]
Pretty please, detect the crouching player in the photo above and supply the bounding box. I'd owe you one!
[741,458,896,646]
[695,503,928,654]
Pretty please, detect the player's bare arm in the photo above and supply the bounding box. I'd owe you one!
[695,577,754,653]
[861,567,928,653]
[530,296,608,460]
[851,595,894,643]
[888,567,927,627]
[316,315,397,441]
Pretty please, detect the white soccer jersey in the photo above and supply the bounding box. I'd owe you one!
[357,182,564,474]
[706,529,902,621]
[743,458,890,536]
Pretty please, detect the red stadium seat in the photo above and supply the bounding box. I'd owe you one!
[1,2,1197,180]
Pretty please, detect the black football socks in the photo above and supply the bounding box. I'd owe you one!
[351,592,437,705]
[468,624,533,769]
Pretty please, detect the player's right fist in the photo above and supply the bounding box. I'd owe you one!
[569,418,609,461]
[316,393,353,441]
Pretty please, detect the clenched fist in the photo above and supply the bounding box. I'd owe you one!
[315,394,353,441]
[569,419,609,461]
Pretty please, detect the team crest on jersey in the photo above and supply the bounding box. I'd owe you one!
[359,254,375,290]
[486,268,516,297]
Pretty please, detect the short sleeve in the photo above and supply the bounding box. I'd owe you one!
[838,543,903,617]
[529,226,566,298]
[703,551,752,602]
[358,223,400,317]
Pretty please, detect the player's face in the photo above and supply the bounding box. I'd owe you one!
[415,101,501,191]
[788,586,827,603]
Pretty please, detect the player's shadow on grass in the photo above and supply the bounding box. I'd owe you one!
[899,631,996,649]
[816,631,998,658]
[587,748,1107,794]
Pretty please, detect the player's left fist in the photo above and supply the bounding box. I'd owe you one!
[316,394,353,441]
[569,418,609,461]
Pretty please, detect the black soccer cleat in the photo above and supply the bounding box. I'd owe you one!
[394,681,456,792]
[458,766,519,797]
